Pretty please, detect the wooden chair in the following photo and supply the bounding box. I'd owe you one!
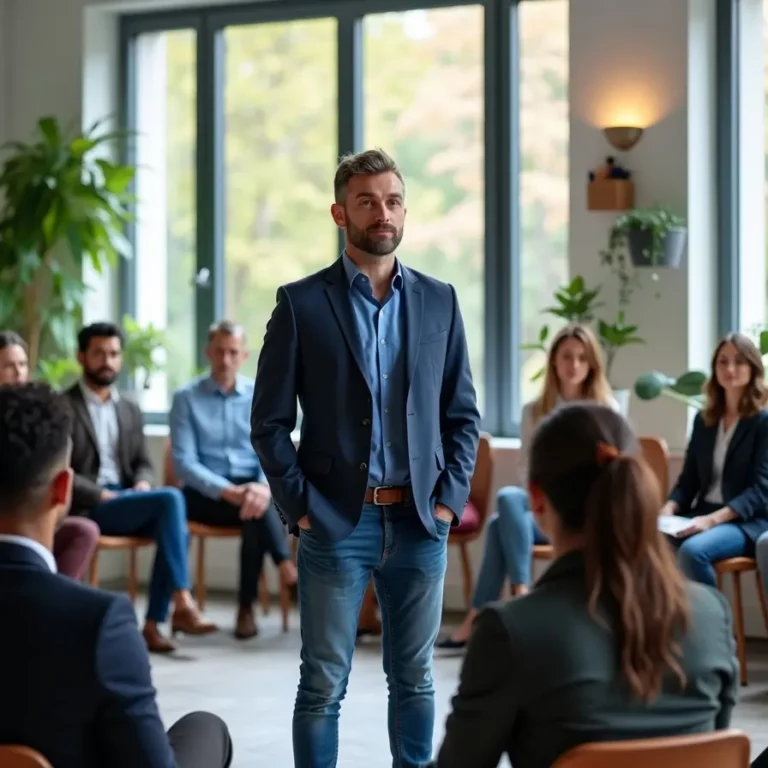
[88,535,154,602]
[448,433,495,607]
[532,435,670,568]
[551,728,750,768]
[163,440,291,631]
[0,745,53,767]
[714,556,768,686]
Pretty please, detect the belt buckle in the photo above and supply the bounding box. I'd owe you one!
[372,485,394,505]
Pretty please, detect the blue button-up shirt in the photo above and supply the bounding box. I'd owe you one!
[169,374,265,499]
[342,252,410,486]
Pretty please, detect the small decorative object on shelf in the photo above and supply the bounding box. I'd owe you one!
[587,156,634,211]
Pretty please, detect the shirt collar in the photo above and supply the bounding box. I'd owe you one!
[0,535,57,573]
[79,379,119,404]
[203,373,247,396]
[341,251,403,291]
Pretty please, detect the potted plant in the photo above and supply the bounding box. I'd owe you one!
[522,276,644,415]
[0,116,135,371]
[122,314,170,392]
[604,205,687,270]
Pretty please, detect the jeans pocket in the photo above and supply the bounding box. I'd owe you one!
[435,517,451,537]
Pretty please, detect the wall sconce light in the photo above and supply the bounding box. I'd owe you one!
[602,125,644,151]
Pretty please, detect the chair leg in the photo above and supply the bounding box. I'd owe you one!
[128,548,138,604]
[195,537,207,611]
[89,550,100,587]
[731,572,748,685]
[259,571,271,615]
[279,574,290,632]
[458,542,473,609]
[756,572,768,636]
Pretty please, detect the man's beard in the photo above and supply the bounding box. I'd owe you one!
[347,221,403,256]
[83,367,117,388]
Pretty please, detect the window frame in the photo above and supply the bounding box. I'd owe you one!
[119,0,539,436]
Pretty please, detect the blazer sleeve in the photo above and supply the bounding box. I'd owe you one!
[431,608,517,768]
[130,403,155,486]
[668,413,703,510]
[95,596,175,768]
[726,413,768,522]
[73,475,104,510]
[251,287,334,529]
[434,284,481,521]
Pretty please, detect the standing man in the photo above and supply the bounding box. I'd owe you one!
[170,320,296,640]
[251,149,480,768]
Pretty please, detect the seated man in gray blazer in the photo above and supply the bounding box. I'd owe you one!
[431,403,739,768]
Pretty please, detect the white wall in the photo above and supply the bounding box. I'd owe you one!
[5,0,762,627]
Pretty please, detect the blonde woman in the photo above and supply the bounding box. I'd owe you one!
[437,323,616,649]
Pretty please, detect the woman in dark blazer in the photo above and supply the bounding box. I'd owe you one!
[430,403,738,768]
[663,332,768,586]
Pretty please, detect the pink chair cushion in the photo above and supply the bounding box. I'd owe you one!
[455,500,480,533]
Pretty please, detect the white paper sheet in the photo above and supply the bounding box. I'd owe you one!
[658,515,692,537]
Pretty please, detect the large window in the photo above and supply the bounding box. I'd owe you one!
[121,0,570,435]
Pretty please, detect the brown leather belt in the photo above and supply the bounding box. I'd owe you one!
[365,485,413,506]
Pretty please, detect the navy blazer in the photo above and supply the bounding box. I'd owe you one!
[0,542,176,768]
[251,257,481,542]
[669,409,768,541]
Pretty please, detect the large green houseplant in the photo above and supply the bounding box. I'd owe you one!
[0,116,134,370]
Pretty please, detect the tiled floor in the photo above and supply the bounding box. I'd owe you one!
[145,596,768,767]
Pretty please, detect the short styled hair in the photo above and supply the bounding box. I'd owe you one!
[0,330,26,352]
[207,320,246,343]
[78,322,124,354]
[333,148,405,203]
[0,383,73,514]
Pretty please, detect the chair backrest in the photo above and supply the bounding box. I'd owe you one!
[639,435,669,495]
[163,438,179,488]
[0,746,53,768]
[551,729,750,768]
[469,432,494,525]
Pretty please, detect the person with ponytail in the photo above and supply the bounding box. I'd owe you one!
[663,333,768,586]
[429,403,738,768]
[438,322,616,649]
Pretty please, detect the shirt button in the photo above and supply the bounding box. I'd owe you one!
[386,441,392,447]
[360,462,368,471]
[362,419,371,426]
[380,339,386,345]
[384,408,389,413]
[383,374,388,379]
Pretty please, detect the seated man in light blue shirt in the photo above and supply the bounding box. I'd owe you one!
[170,320,296,639]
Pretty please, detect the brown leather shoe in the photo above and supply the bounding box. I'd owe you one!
[170,606,219,636]
[143,624,178,654]
[235,606,258,640]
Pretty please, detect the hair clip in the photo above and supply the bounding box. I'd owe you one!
[596,441,620,466]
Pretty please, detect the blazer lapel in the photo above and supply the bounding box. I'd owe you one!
[69,385,98,452]
[724,417,750,471]
[402,266,423,391]
[324,259,372,393]
[115,399,133,474]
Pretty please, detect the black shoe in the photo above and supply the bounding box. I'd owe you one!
[435,636,467,650]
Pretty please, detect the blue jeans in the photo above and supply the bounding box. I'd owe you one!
[668,503,752,586]
[88,487,190,623]
[472,486,548,607]
[294,504,449,768]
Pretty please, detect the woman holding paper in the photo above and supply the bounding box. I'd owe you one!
[438,323,617,650]
[662,332,768,586]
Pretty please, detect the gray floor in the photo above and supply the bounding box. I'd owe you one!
[144,595,768,767]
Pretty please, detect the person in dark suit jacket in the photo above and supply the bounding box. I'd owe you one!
[662,333,768,586]
[430,402,739,768]
[0,383,233,768]
[65,322,217,653]
[251,149,480,768]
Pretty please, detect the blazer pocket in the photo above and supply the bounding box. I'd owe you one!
[435,446,446,471]
[420,329,447,346]
[304,451,333,475]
